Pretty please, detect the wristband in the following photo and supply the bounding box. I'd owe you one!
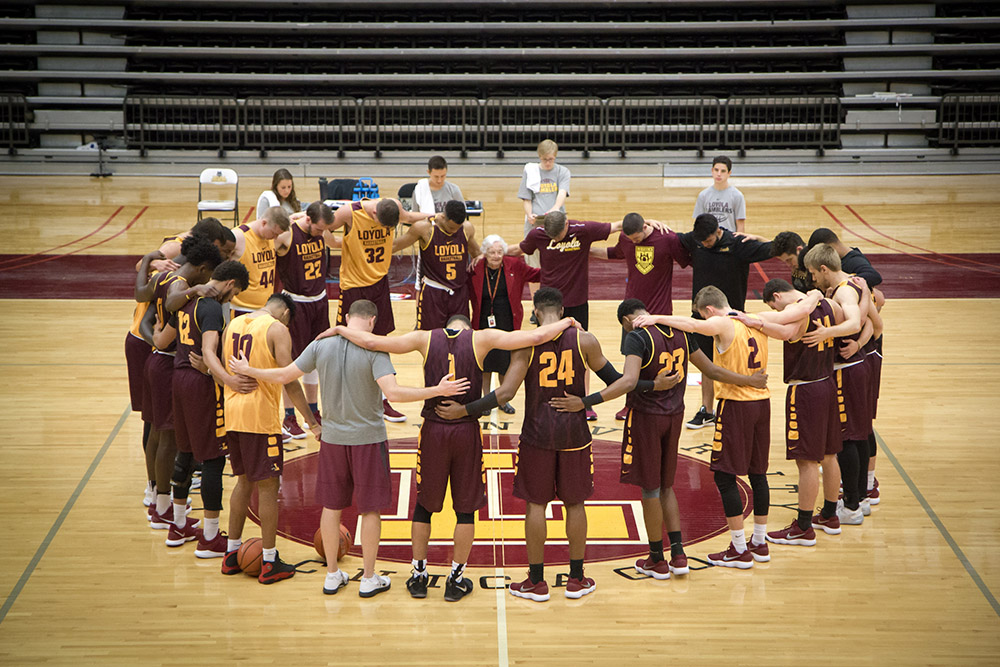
[581,392,605,408]
[595,360,622,386]
[462,390,499,416]
[634,379,655,392]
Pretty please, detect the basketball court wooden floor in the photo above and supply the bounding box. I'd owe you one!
[0,174,998,665]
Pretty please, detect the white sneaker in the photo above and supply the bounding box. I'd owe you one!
[359,574,391,598]
[190,474,202,491]
[323,569,350,595]
[836,499,864,525]
[143,487,155,507]
[859,498,871,516]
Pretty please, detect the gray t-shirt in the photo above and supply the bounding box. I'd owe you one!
[430,181,464,213]
[693,185,746,232]
[295,336,395,445]
[518,164,571,216]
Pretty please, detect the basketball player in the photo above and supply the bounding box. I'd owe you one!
[218,293,319,584]
[134,217,236,275]
[802,244,875,526]
[330,195,434,421]
[150,261,250,553]
[229,299,470,598]
[273,202,337,440]
[735,279,846,545]
[230,206,291,317]
[392,199,478,331]
[326,310,582,602]
[770,231,811,292]
[633,285,773,569]
[136,236,222,532]
[864,288,886,504]
[550,298,767,579]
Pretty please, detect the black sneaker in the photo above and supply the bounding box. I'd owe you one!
[529,313,538,325]
[499,402,516,415]
[685,406,715,430]
[221,549,242,575]
[444,574,474,602]
[406,571,428,598]
[258,553,296,584]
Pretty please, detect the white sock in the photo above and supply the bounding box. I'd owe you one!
[155,493,170,515]
[412,559,426,574]
[731,529,747,553]
[227,538,242,552]
[867,471,876,491]
[173,502,187,528]
[204,517,219,541]
[326,570,343,585]
[451,561,465,583]
[753,523,767,546]
[262,547,276,563]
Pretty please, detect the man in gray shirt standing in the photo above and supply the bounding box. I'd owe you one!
[518,139,571,280]
[230,299,469,599]
[693,155,746,234]
[414,155,464,215]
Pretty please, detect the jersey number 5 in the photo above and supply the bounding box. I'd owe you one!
[539,349,575,388]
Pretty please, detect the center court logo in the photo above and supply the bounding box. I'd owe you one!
[254,432,744,568]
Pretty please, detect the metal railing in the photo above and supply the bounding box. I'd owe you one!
[125,96,241,153]
[725,96,840,154]
[360,98,479,154]
[606,97,722,154]
[0,94,29,153]
[482,97,603,155]
[939,94,1000,152]
[244,97,359,155]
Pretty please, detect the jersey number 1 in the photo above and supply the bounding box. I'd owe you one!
[231,333,253,361]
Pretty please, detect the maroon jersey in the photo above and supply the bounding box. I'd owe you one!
[520,327,591,451]
[152,271,185,353]
[420,224,468,291]
[834,279,865,365]
[421,328,483,424]
[277,223,328,297]
[520,220,611,308]
[624,325,690,415]
[172,297,226,371]
[784,298,837,383]
[608,229,690,315]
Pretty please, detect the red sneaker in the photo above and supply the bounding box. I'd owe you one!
[811,512,842,535]
[707,542,753,569]
[867,478,880,505]
[747,537,771,562]
[195,530,228,559]
[149,506,173,530]
[635,556,670,580]
[259,553,296,584]
[165,516,201,547]
[669,553,690,576]
[312,410,322,430]
[221,549,242,575]
[382,399,407,423]
[766,521,817,547]
[283,414,306,440]
[585,408,598,421]
[564,575,596,599]
[509,576,549,602]
[615,406,629,421]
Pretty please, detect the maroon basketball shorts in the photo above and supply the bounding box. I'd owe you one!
[337,276,394,335]
[286,296,331,358]
[710,398,771,476]
[835,360,871,441]
[786,377,841,462]
[227,431,283,482]
[125,333,152,413]
[416,284,470,331]
[172,367,226,462]
[513,442,594,506]
[317,440,392,513]
[866,349,883,420]
[620,410,684,491]
[146,351,176,432]
[417,420,486,514]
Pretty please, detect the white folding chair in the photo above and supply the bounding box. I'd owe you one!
[197,168,239,225]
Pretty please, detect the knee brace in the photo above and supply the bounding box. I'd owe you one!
[747,473,770,516]
[171,450,195,499]
[867,432,877,458]
[455,511,475,525]
[641,487,661,500]
[412,502,433,524]
[200,455,226,511]
[714,471,742,518]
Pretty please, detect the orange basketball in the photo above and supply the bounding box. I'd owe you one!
[313,525,352,562]
[237,537,263,576]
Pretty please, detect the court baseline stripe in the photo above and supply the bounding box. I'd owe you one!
[0,205,124,269]
[0,403,131,626]
[874,429,1000,618]
[241,207,255,224]
[487,388,510,667]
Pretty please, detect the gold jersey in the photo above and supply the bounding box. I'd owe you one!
[340,200,395,290]
[223,312,282,434]
[129,301,150,339]
[231,224,276,310]
[714,317,770,401]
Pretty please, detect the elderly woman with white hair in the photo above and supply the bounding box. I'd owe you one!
[467,234,541,414]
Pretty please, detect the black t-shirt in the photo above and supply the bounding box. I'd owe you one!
[623,329,699,362]
[679,229,773,311]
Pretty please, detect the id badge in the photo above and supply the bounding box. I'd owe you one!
[487,315,497,328]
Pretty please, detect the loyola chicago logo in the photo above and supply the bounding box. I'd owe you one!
[252,431,738,568]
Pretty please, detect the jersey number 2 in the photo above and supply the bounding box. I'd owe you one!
[539,350,575,388]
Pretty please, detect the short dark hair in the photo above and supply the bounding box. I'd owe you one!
[446,314,472,329]
[348,299,378,319]
[220,227,236,245]
[807,227,839,248]
[772,231,805,257]
[267,292,296,321]
[212,260,250,290]
[428,155,448,171]
[617,298,646,323]
[533,286,563,314]
[375,199,400,228]
[306,201,334,225]
[181,234,223,269]
[621,213,644,236]
[542,211,568,239]
[692,213,719,242]
[762,278,795,303]
[444,199,467,225]
[190,217,226,242]
[712,155,732,172]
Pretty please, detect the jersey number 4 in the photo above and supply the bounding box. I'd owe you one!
[539,349,575,388]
